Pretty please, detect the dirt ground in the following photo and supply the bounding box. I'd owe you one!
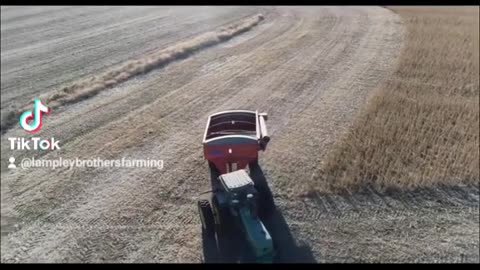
[1,6,478,263]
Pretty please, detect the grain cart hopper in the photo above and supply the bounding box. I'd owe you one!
[197,110,275,263]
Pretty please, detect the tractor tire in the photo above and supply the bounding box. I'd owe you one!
[211,195,232,237]
[249,161,276,219]
[198,199,215,236]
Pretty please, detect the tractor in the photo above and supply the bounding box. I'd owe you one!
[197,110,275,263]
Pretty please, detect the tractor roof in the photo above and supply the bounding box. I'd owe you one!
[219,169,254,191]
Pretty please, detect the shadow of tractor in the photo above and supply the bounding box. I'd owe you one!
[201,164,317,263]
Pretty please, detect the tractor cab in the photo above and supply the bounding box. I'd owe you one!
[220,169,255,192]
[216,169,274,262]
[218,169,258,217]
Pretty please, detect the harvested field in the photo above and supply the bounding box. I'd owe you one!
[1,6,478,263]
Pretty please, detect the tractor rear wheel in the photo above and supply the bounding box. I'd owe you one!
[212,195,232,237]
[198,199,215,236]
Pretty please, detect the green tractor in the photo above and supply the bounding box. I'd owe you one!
[198,110,275,263]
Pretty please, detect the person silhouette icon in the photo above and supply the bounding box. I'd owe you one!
[8,157,16,169]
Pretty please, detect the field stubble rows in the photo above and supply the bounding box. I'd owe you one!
[1,6,478,263]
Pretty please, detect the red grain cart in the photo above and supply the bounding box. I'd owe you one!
[203,110,270,175]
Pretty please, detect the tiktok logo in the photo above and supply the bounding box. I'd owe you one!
[19,99,50,133]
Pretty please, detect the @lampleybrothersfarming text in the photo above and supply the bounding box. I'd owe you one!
[8,157,164,170]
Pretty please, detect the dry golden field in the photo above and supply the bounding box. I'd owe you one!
[314,6,479,193]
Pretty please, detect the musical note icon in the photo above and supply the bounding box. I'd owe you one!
[19,99,50,133]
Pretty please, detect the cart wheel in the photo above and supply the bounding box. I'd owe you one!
[198,199,215,236]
